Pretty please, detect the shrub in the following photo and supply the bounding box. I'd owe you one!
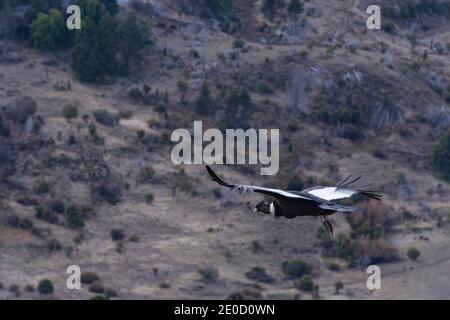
[295,275,314,291]
[33,181,50,194]
[105,288,118,298]
[9,284,20,297]
[159,281,171,289]
[65,206,85,229]
[111,229,125,241]
[334,281,344,294]
[281,259,312,279]
[327,262,341,271]
[351,239,399,265]
[0,114,10,137]
[37,279,54,295]
[198,266,219,283]
[62,105,79,120]
[24,284,35,292]
[407,247,421,261]
[81,272,100,285]
[383,21,396,34]
[35,206,59,224]
[245,267,274,283]
[128,88,144,103]
[47,239,62,251]
[48,200,65,214]
[93,109,119,127]
[137,130,145,140]
[89,281,105,294]
[347,201,392,239]
[431,130,450,182]
[256,82,274,95]
[251,240,263,253]
[145,193,154,204]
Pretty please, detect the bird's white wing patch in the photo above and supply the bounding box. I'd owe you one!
[307,187,357,201]
[232,185,311,199]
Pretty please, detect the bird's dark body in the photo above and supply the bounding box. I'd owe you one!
[272,198,334,219]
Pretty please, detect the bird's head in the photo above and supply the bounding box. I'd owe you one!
[254,201,272,214]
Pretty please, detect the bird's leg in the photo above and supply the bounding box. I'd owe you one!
[321,215,334,239]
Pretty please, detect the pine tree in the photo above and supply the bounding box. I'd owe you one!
[100,0,118,16]
[30,9,65,51]
[71,18,101,82]
[118,12,146,74]
[97,13,118,77]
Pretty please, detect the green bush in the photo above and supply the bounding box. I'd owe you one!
[295,275,314,291]
[111,228,125,241]
[33,181,50,194]
[81,272,100,285]
[65,206,85,229]
[281,259,312,279]
[145,193,154,204]
[31,9,66,51]
[93,109,119,127]
[37,279,54,295]
[89,281,105,294]
[407,247,421,261]
[198,266,219,283]
[35,206,59,224]
[62,105,79,120]
[431,130,450,182]
[48,200,65,214]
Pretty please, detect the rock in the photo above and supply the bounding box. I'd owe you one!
[2,96,37,124]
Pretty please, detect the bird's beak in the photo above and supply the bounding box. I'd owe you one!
[253,208,257,213]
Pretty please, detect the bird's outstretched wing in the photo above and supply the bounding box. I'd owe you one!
[303,175,382,202]
[205,165,313,200]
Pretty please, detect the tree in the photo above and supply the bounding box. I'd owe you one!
[205,0,232,17]
[262,0,283,20]
[431,130,450,182]
[100,0,118,16]
[195,82,212,116]
[0,0,18,55]
[118,12,146,74]
[37,279,54,295]
[97,13,118,77]
[288,0,303,15]
[25,0,62,25]
[76,0,101,23]
[71,18,101,82]
[30,9,65,51]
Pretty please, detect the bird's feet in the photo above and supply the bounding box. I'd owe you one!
[321,216,334,239]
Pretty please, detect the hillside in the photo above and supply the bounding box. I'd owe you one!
[0,0,450,300]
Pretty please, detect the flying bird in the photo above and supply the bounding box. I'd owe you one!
[205,165,381,238]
